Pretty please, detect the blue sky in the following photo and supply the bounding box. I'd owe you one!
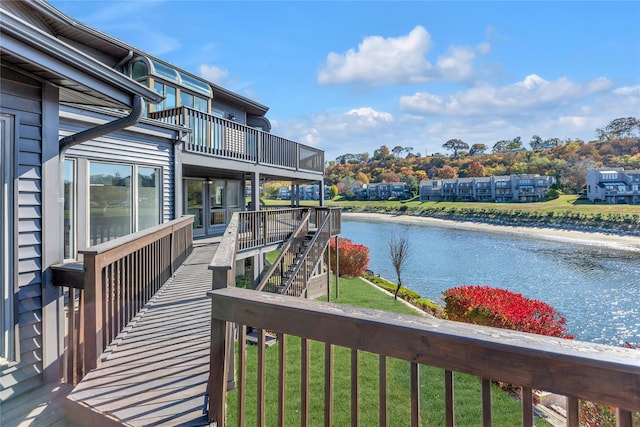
[51,1,639,161]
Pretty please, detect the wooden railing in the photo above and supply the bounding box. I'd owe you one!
[236,209,309,252]
[206,288,639,427]
[149,107,324,173]
[255,211,311,294]
[53,216,193,384]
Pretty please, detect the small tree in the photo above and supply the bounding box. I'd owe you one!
[388,234,410,300]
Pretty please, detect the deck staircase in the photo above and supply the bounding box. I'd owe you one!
[256,211,333,298]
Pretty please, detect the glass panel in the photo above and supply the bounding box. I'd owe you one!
[210,181,226,226]
[227,181,241,208]
[150,59,179,83]
[89,162,132,245]
[180,92,194,109]
[138,166,161,231]
[63,159,76,259]
[178,72,212,97]
[186,181,204,230]
[194,95,208,112]
[210,181,225,208]
[131,60,149,79]
[165,86,176,110]
[154,81,164,96]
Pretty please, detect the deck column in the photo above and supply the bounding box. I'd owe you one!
[250,171,260,211]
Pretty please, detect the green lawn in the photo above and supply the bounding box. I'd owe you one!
[326,194,640,216]
[226,277,548,426]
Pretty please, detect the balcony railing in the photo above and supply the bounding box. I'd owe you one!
[207,288,639,426]
[52,216,194,383]
[149,106,324,173]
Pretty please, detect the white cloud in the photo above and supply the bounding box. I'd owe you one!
[317,25,491,87]
[198,64,231,85]
[318,26,434,86]
[399,75,613,116]
[274,78,636,161]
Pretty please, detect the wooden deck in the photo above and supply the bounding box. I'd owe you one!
[64,239,219,426]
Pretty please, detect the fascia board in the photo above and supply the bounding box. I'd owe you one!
[0,9,163,106]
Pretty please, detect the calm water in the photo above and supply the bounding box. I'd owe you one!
[340,217,640,346]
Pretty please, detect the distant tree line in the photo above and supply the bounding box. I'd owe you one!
[325,117,640,196]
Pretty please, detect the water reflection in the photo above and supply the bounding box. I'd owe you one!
[341,218,640,346]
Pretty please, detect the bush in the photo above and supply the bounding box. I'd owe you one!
[328,238,370,277]
[443,285,573,338]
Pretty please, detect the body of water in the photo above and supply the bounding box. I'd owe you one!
[339,217,640,346]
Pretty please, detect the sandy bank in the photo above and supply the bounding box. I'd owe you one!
[342,212,640,253]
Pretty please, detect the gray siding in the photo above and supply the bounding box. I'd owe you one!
[0,67,44,401]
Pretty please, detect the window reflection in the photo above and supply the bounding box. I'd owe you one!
[89,162,132,245]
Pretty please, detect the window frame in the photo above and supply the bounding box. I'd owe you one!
[87,160,163,247]
[1,113,17,364]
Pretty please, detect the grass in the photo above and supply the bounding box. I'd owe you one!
[226,277,549,426]
[326,194,640,216]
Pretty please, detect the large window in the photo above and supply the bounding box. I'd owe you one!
[1,114,16,363]
[89,162,161,246]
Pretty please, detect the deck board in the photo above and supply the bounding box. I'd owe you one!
[66,241,220,426]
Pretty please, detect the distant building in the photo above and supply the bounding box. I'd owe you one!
[419,174,555,203]
[586,168,640,204]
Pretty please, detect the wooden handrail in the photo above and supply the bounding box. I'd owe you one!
[207,287,640,425]
[67,216,194,381]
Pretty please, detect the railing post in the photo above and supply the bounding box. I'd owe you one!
[82,253,102,374]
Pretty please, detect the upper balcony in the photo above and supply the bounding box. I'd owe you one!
[149,106,324,180]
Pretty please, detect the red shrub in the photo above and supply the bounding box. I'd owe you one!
[443,285,573,339]
[328,238,370,277]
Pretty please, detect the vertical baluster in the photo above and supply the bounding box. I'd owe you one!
[445,370,454,427]
[481,378,491,427]
[410,362,420,427]
[521,387,533,427]
[351,348,359,427]
[238,325,246,427]
[617,408,633,427]
[278,332,286,427]
[379,355,387,427]
[324,343,333,427]
[257,328,266,427]
[301,338,310,426]
[566,396,579,427]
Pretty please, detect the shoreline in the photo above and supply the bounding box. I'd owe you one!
[342,212,640,253]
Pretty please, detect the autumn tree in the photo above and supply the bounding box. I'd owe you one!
[437,165,457,179]
[467,160,486,177]
[388,234,410,300]
[355,171,369,184]
[442,138,469,158]
[469,143,487,156]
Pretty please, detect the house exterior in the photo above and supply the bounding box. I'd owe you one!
[586,168,640,204]
[0,0,324,403]
[419,174,555,203]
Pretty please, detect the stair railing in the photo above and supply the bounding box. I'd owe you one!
[278,208,333,297]
[255,210,311,293]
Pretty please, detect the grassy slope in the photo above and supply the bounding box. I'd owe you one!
[326,194,640,216]
[227,277,547,426]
